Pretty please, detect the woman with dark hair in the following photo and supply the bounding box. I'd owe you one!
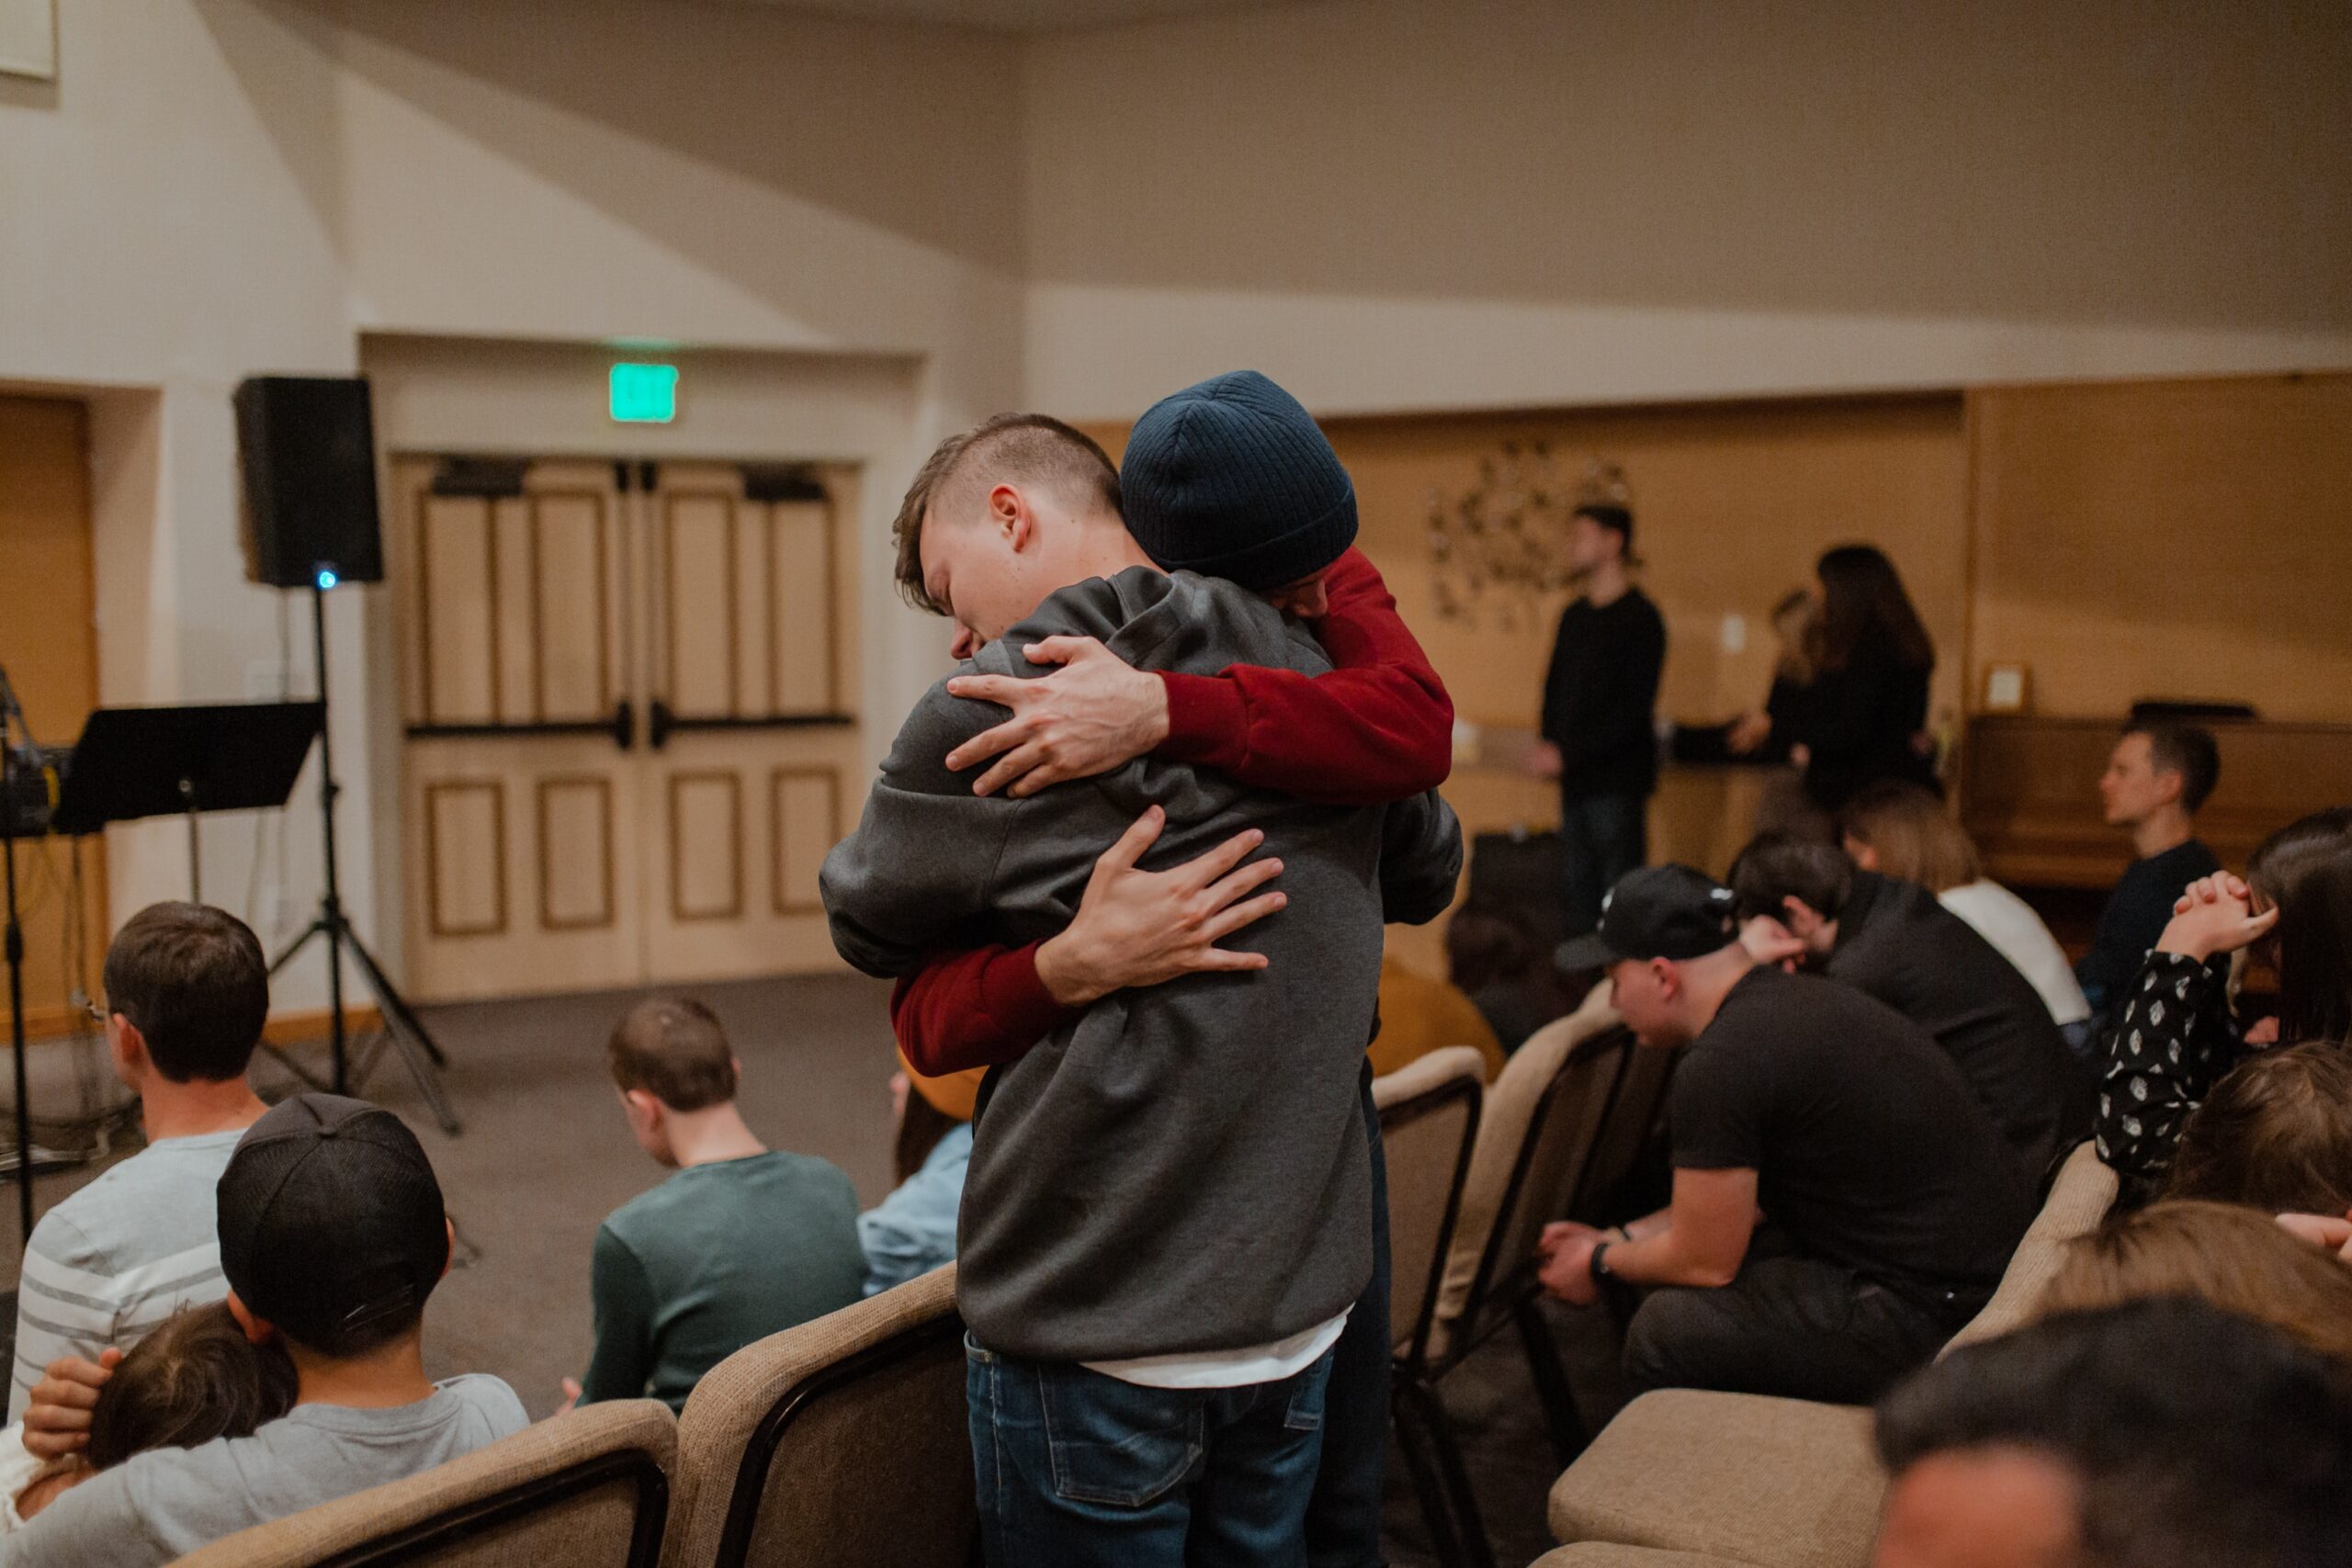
[2097,807,2352,1201]
[1796,544,1936,810]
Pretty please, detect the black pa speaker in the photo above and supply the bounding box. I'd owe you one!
[233,375,385,589]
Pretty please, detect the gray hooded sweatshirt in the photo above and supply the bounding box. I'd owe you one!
[821,566,1462,1363]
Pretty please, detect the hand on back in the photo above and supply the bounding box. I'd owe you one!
[1034,807,1286,1007]
[944,637,1170,798]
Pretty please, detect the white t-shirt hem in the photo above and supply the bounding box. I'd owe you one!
[1084,1309,1351,1390]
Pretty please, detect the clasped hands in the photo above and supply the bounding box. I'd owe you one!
[1535,1220,1625,1308]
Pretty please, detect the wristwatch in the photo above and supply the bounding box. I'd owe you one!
[1589,1240,1616,1284]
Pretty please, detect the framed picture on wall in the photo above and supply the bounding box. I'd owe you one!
[0,0,56,82]
[1983,663,2030,714]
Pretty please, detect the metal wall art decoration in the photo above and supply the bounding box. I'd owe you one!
[1426,445,1631,629]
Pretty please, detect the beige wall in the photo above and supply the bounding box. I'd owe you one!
[1023,0,2352,418]
[0,0,1025,1010]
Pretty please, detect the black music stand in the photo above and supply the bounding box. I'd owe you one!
[51,702,325,902]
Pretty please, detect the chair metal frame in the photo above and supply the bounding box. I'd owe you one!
[1396,1024,1644,1568]
[1377,1066,1487,1568]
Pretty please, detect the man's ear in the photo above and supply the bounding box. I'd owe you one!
[1780,895,1816,934]
[110,1015,147,1077]
[2153,767,2185,807]
[225,1291,277,1347]
[1650,956,1679,998]
[623,1088,662,1124]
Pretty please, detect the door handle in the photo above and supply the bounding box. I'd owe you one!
[611,701,635,751]
[649,699,675,751]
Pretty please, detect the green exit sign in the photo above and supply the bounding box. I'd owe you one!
[608,362,678,423]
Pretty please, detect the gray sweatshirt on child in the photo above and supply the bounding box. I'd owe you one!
[821,567,1462,1363]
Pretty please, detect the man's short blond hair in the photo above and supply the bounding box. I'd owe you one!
[891,414,1122,615]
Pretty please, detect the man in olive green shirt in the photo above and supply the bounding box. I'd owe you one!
[576,998,866,1410]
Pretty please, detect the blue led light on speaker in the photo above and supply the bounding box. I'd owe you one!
[315,569,339,591]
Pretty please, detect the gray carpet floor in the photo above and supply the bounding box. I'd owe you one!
[4,972,1626,1567]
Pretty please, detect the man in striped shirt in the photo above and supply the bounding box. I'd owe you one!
[11,903,269,1456]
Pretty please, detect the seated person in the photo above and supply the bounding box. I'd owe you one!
[2037,1201,2352,1367]
[2095,807,2352,1199]
[1539,866,2032,1405]
[858,1057,977,1297]
[2076,719,2222,1026]
[1730,833,2088,1186]
[13,903,271,1449]
[3,1093,529,1565]
[1839,780,2092,1048]
[1444,906,1570,1055]
[1370,955,1505,1080]
[2163,1042,2352,1216]
[1,1303,297,1528]
[578,998,865,1410]
[1871,1300,2352,1568]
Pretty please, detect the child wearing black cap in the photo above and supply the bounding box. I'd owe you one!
[2,1095,527,1567]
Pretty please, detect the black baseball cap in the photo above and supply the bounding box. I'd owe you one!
[1555,864,1741,971]
[217,1094,448,1348]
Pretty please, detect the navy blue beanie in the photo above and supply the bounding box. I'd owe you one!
[1120,371,1357,591]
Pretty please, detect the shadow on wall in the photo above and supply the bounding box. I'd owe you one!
[220,0,1023,279]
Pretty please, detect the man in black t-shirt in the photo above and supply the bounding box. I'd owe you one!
[2077,720,2221,1026]
[1542,866,2034,1404]
[1728,836,2091,1187]
[1527,501,1667,936]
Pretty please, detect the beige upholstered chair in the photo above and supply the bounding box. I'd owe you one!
[1374,1044,1487,1364]
[662,1263,972,1568]
[1395,989,1641,1568]
[1532,1548,1759,1567]
[1427,983,1626,1360]
[1372,1045,1487,1568]
[1546,1143,2121,1568]
[175,1398,676,1568]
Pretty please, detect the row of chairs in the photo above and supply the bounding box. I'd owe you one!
[181,1264,974,1568]
[1534,1142,2122,1568]
[1374,985,1678,1568]
[172,995,1666,1568]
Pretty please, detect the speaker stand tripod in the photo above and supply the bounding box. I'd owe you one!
[265,579,460,1136]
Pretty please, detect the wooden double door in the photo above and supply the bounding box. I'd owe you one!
[394,457,860,1002]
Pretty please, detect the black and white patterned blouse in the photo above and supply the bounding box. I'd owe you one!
[2094,950,2246,1202]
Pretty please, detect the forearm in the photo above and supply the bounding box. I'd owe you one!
[891,943,1078,1077]
[1602,1223,1743,1290]
[1155,548,1453,805]
[2096,951,2238,1180]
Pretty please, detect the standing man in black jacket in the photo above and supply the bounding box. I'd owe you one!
[1528,500,1668,936]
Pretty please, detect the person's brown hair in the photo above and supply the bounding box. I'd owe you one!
[2245,807,2352,1046]
[1839,781,1982,894]
[606,997,737,1112]
[2123,719,2222,815]
[85,1303,298,1469]
[2165,1042,2352,1214]
[100,902,268,1083]
[890,414,1123,615]
[2041,1200,2352,1368]
[1811,543,1933,673]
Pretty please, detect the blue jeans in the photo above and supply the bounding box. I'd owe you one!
[967,1342,1337,1568]
[1560,790,1648,936]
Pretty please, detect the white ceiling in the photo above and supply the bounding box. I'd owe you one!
[693,0,1296,35]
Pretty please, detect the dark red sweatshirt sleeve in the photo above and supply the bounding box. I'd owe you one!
[893,548,1453,1070]
[890,941,1075,1076]
[1158,548,1454,806]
